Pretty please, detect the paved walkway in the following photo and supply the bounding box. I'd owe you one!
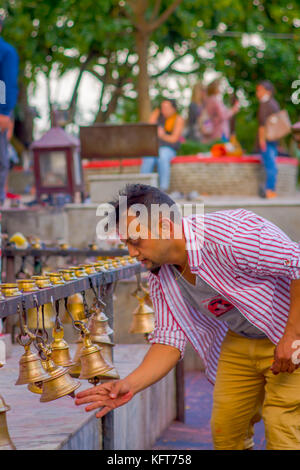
[153,371,266,450]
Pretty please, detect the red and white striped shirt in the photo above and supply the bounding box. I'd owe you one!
[147,209,300,383]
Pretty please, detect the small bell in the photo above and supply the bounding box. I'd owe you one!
[87,304,113,338]
[0,395,16,450]
[50,326,75,367]
[79,334,113,381]
[129,299,155,334]
[15,343,50,385]
[62,293,86,324]
[40,357,81,402]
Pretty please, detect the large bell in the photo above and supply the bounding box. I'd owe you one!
[27,360,48,394]
[62,293,86,323]
[0,395,16,450]
[129,299,155,334]
[15,344,50,385]
[50,326,75,367]
[87,304,113,338]
[79,334,113,381]
[40,358,81,402]
[27,302,55,330]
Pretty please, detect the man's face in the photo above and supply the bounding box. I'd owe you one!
[119,213,175,272]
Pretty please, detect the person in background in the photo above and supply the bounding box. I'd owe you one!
[185,82,206,141]
[140,99,184,192]
[0,17,19,206]
[256,81,280,199]
[201,78,239,143]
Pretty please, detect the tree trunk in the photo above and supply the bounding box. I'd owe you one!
[135,30,151,122]
[14,81,34,148]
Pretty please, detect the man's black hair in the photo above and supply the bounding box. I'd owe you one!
[110,184,181,226]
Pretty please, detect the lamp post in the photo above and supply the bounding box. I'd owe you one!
[30,127,84,204]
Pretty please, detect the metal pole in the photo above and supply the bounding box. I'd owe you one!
[102,282,115,450]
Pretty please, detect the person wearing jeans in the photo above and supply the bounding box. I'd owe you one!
[0,17,19,205]
[141,145,176,192]
[141,99,184,192]
[256,81,280,199]
[261,140,278,194]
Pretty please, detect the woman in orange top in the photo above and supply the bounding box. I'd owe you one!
[141,99,184,192]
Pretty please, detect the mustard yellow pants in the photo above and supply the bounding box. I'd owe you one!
[211,329,300,450]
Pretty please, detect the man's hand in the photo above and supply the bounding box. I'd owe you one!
[271,333,300,374]
[75,379,134,418]
[0,115,12,132]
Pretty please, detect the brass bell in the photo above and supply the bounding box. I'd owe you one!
[79,264,97,275]
[129,299,155,334]
[31,275,53,289]
[87,304,113,338]
[79,334,113,381]
[27,359,48,394]
[50,326,75,367]
[27,302,55,329]
[15,343,50,385]
[0,395,16,450]
[44,272,65,285]
[27,382,43,394]
[68,335,83,378]
[91,335,120,380]
[40,357,81,402]
[62,293,86,323]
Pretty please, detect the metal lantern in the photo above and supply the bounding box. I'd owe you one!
[30,127,84,203]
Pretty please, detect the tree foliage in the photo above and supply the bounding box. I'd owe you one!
[1,0,300,151]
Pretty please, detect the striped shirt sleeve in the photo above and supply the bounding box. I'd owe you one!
[231,218,300,280]
[147,276,187,358]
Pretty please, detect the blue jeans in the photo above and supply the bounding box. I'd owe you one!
[261,141,278,191]
[0,131,9,203]
[141,146,176,191]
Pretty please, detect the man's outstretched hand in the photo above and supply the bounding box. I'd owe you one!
[74,379,134,418]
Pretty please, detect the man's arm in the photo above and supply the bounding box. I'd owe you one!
[75,343,180,418]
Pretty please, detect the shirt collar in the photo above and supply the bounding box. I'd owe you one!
[182,216,203,269]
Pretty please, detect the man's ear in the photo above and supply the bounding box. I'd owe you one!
[160,217,173,239]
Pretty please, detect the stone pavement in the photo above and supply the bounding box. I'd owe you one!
[153,371,266,450]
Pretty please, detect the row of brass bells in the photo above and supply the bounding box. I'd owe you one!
[0,395,16,450]
[130,297,155,334]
